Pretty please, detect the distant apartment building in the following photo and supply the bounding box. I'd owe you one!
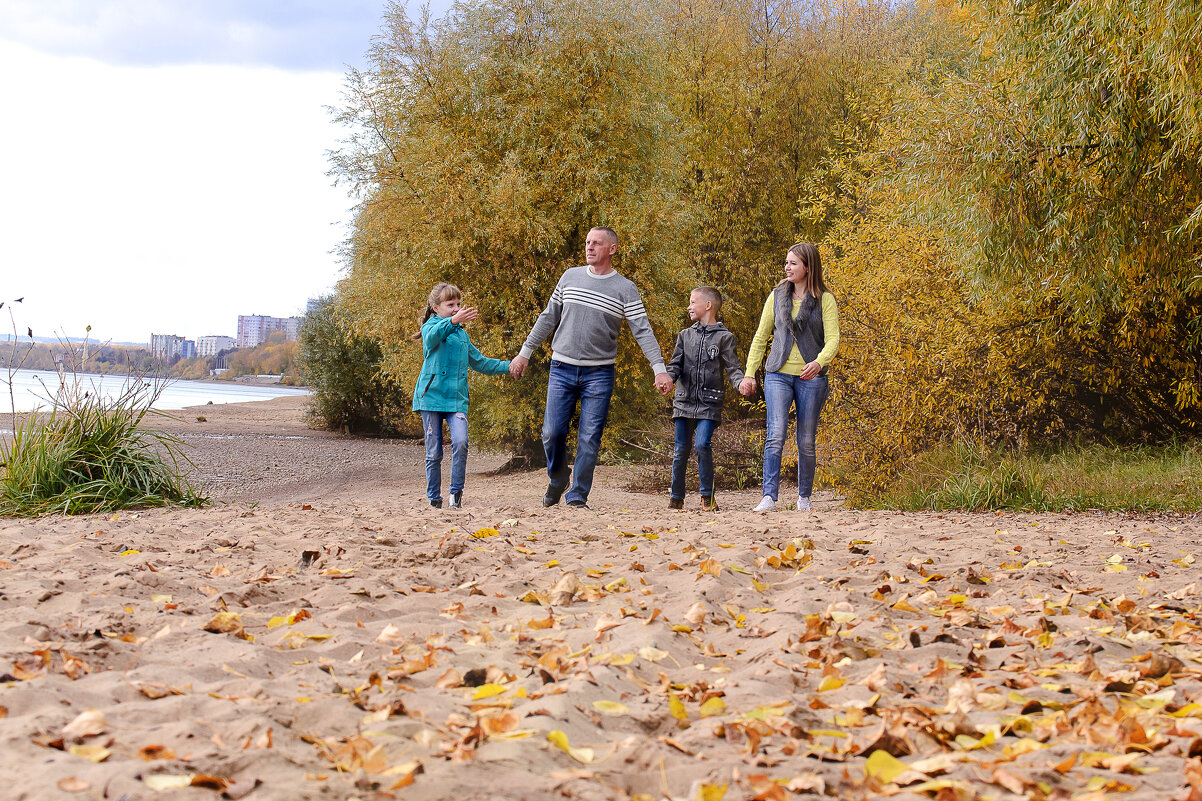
[196,335,237,357]
[181,340,196,360]
[149,333,186,361]
[237,314,302,348]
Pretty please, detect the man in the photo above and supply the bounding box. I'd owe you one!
[510,227,673,508]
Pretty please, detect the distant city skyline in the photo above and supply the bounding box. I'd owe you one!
[0,1,453,345]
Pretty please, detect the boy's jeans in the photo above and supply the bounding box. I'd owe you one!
[762,371,829,501]
[421,410,468,503]
[543,361,615,505]
[671,417,717,500]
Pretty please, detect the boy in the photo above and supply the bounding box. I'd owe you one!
[665,287,745,511]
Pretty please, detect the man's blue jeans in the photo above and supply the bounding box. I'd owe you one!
[671,417,717,500]
[543,361,615,504]
[762,371,829,501]
[421,410,468,503]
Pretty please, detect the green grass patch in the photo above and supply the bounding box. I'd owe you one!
[1,377,207,516]
[870,440,1202,513]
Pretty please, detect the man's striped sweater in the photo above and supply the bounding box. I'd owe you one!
[519,266,667,374]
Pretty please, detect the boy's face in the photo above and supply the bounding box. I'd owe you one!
[687,291,711,321]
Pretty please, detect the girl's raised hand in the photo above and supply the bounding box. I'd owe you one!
[451,306,478,325]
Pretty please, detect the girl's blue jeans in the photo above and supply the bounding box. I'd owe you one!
[762,371,829,501]
[671,417,717,500]
[421,410,468,502]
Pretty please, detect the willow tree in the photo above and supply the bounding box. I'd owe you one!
[896,0,1202,436]
[331,0,694,457]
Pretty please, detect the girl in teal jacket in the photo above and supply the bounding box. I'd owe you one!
[412,283,511,509]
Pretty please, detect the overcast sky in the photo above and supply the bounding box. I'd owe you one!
[0,1,449,346]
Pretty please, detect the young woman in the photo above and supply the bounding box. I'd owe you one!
[738,243,840,511]
[412,283,510,509]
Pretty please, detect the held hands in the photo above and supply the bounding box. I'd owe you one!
[739,376,756,396]
[451,306,478,325]
[655,373,674,396]
[509,355,529,378]
[799,361,822,380]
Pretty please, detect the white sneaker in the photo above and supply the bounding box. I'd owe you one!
[796,496,812,510]
[753,496,776,512]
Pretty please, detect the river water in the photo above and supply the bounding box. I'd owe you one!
[1,368,309,413]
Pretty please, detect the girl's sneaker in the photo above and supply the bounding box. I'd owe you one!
[753,496,776,512]
[450,493,462,509]
[796,496,812,510]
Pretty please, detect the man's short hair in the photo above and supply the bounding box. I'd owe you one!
[590,226,618,246]
[693,285,723,310]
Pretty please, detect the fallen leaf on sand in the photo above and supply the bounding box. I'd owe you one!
[62,709,105,742]
[376,623,404,644]
[592,700,628,715]
[68,744,111,762]
[56,777,89,793]
[550,572,580,606]
[203,612,250,640]
[547,729,594,763]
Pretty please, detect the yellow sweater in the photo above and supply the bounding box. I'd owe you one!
[745,292,840,376]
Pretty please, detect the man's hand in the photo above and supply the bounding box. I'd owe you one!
[655,372,674,395]
[510,355,529,378]
[739,376,756,396]
[799,361,822,380]
[451,306,478,325]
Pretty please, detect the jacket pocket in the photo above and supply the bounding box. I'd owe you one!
[702,387,723,405]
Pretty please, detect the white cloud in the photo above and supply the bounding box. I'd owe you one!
[0,40,355,344]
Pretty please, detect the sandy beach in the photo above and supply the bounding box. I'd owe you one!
[1,396,1199,801]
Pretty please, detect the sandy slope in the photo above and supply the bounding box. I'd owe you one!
[1,397,1199,801]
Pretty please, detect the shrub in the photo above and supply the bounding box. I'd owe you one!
[1,376,206,516]
[296,298,418,436]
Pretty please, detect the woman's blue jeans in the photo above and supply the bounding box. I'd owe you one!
[671,417,717,500]
[421,410,468,502]
[542,361,615,505]
[762,371,829,500]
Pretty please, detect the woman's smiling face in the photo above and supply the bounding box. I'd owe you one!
[784,250,808,284]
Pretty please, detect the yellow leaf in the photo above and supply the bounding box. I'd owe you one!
[818,675,846,692]
[472,528,501,539]
[118,549,141,556]
[472,683,508,700]
[669,692,688,721]
[546,729,593,763]
[696,782,727,801]
[699,697,726,717]
[637,646,668,663]
[143,774,194,790]
[725,563,751,574]
[607,653,637,666]
[751,578,770,592]
[592,700,628,715]
[68,745,111,763]
[541,559,560,568]
[151,594,172,603]
[864,750,910,783]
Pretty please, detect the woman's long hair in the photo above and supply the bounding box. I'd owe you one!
[776,242,826,299]
[412,282,461,339]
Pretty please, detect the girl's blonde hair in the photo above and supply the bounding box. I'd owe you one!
[776,242,827,299]
[413,282,462,338]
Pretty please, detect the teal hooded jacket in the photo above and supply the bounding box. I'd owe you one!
[412,315,511,413]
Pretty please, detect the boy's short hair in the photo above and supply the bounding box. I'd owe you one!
[692,286,723,311]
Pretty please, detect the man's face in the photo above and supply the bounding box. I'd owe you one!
[584,229,617,266]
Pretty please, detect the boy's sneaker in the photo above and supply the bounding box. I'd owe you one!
[543,483,566,507]
[430,499,443,509]
[566,499,589,510]
[752,496,776,512]
[450,493,462,509]
[796,496,812,511]
[701,495,718,512]
[668,498,684,510]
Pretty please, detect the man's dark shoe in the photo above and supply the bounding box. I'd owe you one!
[668,497,684,510]
[543,484,566,507]
[566,499,589,509]
[430,499,443,509]
[450,492,462,509]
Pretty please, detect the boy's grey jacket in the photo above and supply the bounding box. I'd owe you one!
[666,322,745,421]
